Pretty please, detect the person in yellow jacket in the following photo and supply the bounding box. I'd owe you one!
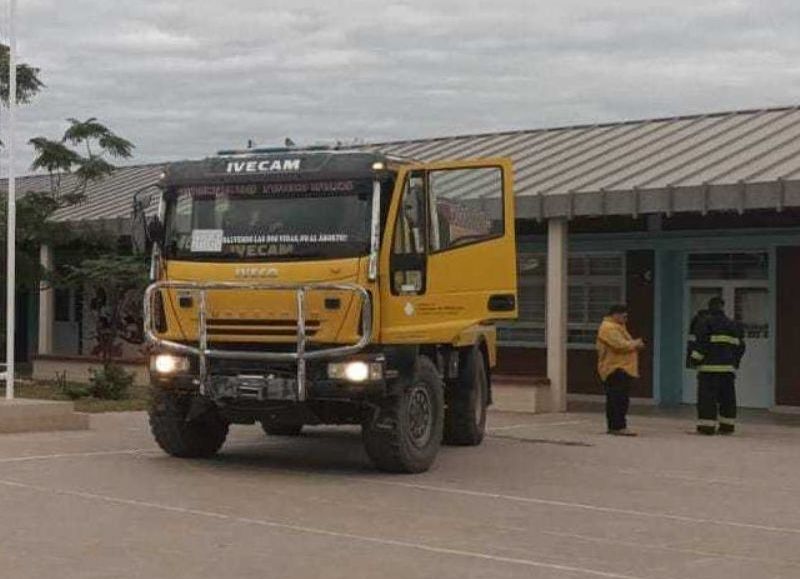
[596,304,645,436]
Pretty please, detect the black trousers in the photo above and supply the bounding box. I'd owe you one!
[697,372,737,432]
[604,370,633,431]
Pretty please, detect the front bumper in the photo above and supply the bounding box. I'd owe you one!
[144,280,373,402]
[151,355,386,402]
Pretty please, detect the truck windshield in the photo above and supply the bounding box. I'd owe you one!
[164,179,373,261]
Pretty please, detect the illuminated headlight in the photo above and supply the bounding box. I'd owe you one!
[371,161,385,171]
[327,360,383,382]
[150,354,190,375]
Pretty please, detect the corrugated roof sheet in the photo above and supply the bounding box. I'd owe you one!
[3,106,800,222]
[377,106,800,192]
[0,163,165,224]
[375,105,800,217]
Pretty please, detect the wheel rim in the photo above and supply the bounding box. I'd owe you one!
[407,384,433,448]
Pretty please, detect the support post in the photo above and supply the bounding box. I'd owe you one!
[37,245,54,355]
[546,218,568,412]
[5,0,17,398]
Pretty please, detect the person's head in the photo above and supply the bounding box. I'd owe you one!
[708,297,725,312]
[608,304,629,324]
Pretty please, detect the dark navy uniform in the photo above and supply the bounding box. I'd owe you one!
[686,309,708,369]
[689,307,745,435]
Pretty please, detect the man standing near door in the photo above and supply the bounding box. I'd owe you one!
[596,304,645,436]
[689,297,746,435]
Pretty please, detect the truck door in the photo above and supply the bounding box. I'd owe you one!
[381,158,517,343]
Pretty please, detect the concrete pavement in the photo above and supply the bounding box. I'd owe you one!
[0,407,798,579]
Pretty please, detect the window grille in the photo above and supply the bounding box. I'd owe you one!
[687,252,768,280]
[498,252,625,347]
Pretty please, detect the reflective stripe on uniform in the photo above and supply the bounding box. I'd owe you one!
[690,351,704,361]
[697,419,717,427]
[718,416,736,425]
[698,364,736,373]
[710,335,741,346]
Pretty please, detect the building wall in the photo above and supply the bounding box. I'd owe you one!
[496,250,655,398]
[776,246,800,406]
[498,220,800,407]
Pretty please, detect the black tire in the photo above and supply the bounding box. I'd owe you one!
[149,389,229,458]
[443,348,488,446]
[261,421,303,436]
[362,355,444,473]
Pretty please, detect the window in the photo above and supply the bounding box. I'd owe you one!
[687,252,768,280]
[55,289,72,322]
[164,181,373,261]
[428,167,503,252]
[497,253,625,347]
[390,173,427,295]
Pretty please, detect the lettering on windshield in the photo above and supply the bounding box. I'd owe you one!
[223,234,349,244]
[177,181,355,198]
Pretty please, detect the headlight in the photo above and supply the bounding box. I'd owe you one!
[327,360,383,382]
[150,354,190,375]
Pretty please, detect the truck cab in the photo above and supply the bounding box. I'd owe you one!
[145,147,517,473]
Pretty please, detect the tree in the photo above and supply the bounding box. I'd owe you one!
[61,255,149,364]
[0,43,44,106]
[0,118,136,357]
[29,117,135,205]
[1,118,135,288]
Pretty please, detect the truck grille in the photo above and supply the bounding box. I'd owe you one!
[206,318,320,337]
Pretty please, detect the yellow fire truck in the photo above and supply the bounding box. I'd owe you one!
[144,147,517,473]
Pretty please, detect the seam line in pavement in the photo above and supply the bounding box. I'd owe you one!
[488,421,587,432]
[539,530,800,566]
[0,477,644,579]
[3,444,799,536]
[0,449,146,463]
[361,480,800,535]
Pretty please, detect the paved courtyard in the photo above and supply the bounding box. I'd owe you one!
[0,405,798,579]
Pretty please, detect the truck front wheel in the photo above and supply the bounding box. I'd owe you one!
[149,389,229,458]
[443,348,488,446]
[362,356,444,473]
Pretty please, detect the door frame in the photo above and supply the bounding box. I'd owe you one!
[681,249,776,408]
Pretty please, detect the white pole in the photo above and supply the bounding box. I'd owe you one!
[5,0,16,399]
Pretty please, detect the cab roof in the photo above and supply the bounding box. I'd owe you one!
[162,149,395,188]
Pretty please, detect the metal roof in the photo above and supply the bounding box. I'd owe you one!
[375,105,800,219]
[0,163,165,228]
[3,105,800,223]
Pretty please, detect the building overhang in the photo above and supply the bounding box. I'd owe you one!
[517,179,800,221]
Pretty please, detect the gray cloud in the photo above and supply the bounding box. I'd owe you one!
[4,0,800,172]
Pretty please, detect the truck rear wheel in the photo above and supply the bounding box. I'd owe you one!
[149,389,229,458]
[261,421,303,436]
[362,356,444,473]
[443,348,488,446]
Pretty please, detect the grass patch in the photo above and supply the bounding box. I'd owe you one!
[0,380,150,413]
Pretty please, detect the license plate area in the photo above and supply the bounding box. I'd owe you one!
[210,374,297,401]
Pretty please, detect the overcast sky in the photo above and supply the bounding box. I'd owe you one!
[4,0,800,171]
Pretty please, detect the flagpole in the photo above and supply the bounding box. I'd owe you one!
[5,0,16,399]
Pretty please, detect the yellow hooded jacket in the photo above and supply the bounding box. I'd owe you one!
[596,316,639,381]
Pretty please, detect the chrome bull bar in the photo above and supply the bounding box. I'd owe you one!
[143,280,373,401]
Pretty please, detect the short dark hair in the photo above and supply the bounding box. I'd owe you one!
[608,304,628,315]
[708,297,725,310]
